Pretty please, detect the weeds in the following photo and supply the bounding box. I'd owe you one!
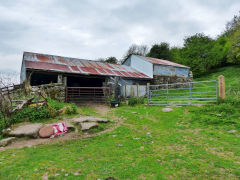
[128,97,144,106]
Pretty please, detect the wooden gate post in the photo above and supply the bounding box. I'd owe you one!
[218,75,225,99]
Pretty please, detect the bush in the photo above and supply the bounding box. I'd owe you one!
[47,98,67,111]
[11,106,51,123]
[47,98,78,115]
[71,103,78,114]
[128,97,145,106]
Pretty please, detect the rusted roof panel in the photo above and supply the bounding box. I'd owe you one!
[138,55,189,68]
[23,52,151,79]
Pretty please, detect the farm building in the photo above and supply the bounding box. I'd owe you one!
[20,52,192,103]
[122,54,192,85]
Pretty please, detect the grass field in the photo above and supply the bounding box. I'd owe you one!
[0,66,239,179]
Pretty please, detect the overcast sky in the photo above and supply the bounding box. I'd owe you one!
[0,0,239,73]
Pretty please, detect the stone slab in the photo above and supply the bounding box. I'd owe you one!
[8,123,43,138]
[72,116,108,124]
[162,108,173,112]
[0,137,16,147]
[80,122,99,131]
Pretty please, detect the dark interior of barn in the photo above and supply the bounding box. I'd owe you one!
[30,72,58,86]
[67,75,105,87]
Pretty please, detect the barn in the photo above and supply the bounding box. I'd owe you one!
[20,52,151,103]
[122,54,192,85]
[20,52,192,103]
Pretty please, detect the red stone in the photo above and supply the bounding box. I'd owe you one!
[39,126,54,138]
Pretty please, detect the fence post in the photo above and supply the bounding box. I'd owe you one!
[166,84,168,105]
[189,82,192,105]
[147,83,150,105]
[218,75,225,99]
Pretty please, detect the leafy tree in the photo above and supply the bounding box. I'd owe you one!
[225,12,240,64]
[177,33,215,77]
[211,35,231,66]
[99,57,118,64]
[147,42,172,60]
[227,25,240,64]
[105,57,118,64]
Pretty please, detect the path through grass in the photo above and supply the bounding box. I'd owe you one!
[0,104,239,179]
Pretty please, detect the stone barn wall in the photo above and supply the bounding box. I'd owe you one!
[151,71,193,87]
[30,83,66,102]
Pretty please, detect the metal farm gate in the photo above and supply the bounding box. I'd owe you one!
[66,87,110,104]
[148,80,218,105]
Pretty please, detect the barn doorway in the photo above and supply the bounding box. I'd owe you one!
[66,75,110,104]
[30,72,58,86]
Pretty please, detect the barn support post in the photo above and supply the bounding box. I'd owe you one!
[124,85,127,98]
[218,75,225,99]
[57,74,63,84]
[136,83,139,97]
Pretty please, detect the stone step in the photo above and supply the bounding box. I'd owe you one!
[80,122,99,131]
[8,123,43,138]
[0,137,16,147]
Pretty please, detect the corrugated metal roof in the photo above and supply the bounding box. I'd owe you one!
[137,55,190,68]
[23,52,151,79]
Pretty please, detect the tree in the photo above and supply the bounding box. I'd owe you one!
[123,44,148,60]
[99,57,118,64]
[179,33,216,77]
[211,35,230,66]
[227,25,240,64]
[225,12,240,64]
[225,11,240,36]
[105,57,118,64]
[147,42,172,60]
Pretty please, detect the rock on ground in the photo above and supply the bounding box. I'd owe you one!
[65,121,75,131]
[0,137,16,147]
[228,130,237,133]
[8,123,43,138]
[162,108,174,112]
[39,126,54,138]
[72,116,108,124]
[80,122,99,131]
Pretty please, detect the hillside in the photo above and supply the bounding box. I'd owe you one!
[196,65,240,90]
[0,66,240,179]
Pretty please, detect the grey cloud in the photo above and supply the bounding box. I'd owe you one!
[0,0,239,73]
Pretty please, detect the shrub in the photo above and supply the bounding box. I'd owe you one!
[47,98,67,111]
[66,107,71,115]
[47,98,78,115]
[128,97,145,106]
[71,103,78,114]
[11,106,51,123]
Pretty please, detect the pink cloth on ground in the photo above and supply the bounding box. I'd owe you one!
[52,122,68,137]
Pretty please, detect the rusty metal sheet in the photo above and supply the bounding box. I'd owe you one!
[23,52,151,79]
[25,61,71,72]
[138,56,189,68]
